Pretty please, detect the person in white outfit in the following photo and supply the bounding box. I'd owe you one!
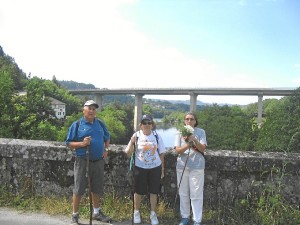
[174,112,207,225]
[124,114,166,225]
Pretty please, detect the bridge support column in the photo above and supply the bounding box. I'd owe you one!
[189,93,197,112]
[134,94,143,131]
[95,94,103,111]
[257,94,263,127]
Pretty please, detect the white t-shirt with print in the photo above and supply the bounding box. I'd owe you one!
[125,130,166,169]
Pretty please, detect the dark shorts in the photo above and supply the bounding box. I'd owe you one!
[134,165,162,195]
[73,157,104,196]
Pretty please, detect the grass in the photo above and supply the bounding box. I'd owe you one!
[1,163,300,225]
[0,187,179,224]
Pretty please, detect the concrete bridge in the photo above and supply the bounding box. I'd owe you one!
[69,87,297,130]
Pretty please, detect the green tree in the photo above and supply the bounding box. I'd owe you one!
[99,104,128,144]
[254,88,300,152]
[0,46,27,90]
[198,105,254,150]
[0,71,16,137]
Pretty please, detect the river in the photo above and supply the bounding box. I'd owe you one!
[155,127,178,148]
[153,118,179,148]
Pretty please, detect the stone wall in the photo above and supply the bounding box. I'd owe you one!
[0,138,299,209]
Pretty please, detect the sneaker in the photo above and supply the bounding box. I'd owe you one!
[133,210,141,224]
[179,218,190,225]
[150,212,159,225]
[70,213,79,225]
[92,210,112,222]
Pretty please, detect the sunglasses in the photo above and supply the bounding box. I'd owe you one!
[185,118,195,121]
[142,121,152,125]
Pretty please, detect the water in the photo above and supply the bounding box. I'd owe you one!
[155,127,179,148]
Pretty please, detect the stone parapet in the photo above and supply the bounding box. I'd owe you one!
[0,138,299,208]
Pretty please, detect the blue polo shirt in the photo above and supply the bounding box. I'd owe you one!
[66,117,110,161]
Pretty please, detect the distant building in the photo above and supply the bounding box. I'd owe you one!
[17,92,66,119]
[48,97,66,119]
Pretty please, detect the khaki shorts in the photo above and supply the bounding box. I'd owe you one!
[73,157,104,196]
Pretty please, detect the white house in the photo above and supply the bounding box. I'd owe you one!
[17,92,66,119]
[48,97,66,119]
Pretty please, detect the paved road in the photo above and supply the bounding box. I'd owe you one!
[0,207,161,225]
[0,207,136,225]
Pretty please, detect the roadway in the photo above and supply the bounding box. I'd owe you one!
[0,207,156,225]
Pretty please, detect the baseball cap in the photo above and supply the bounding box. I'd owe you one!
[140,114,153,123]
[84,100,99,108]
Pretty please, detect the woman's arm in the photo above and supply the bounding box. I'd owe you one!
[124,133,137,158]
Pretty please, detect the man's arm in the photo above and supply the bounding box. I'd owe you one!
[67,136,91,150]
[103,139,110,159]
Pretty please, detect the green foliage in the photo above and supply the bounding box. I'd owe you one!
[36,121,59,141]
[162,110,186,125]
[56,113,82,142]
[143,104,153,116]
[0,50,82,140]
[100,103,134,144]
[98,104,129,144]
[202,164,300,225]
[0,71,14,137]
[58,80,96,90]
[0,46,27,90]
[2,45,300,152]
[287,131,300,153]
[0,185,176,223]
[198,105,254,150]
[0,71,14,105]
[41,79,82,116]
[104,95,135,105]
[244,164,300,225]
[1,181,299,224]
[254,90,300,152]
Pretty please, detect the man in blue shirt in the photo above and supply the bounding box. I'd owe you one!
[66,100,111,225]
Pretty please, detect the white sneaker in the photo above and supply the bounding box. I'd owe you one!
[150,211,159,225]
[133,210,141,224]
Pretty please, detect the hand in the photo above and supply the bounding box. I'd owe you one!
[103,150,108,160]
[130,135,136,145]
[183,136,189,142]
[187,135,195,142]
[83,136,91,146]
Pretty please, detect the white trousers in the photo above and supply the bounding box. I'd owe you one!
[176,168,204,223]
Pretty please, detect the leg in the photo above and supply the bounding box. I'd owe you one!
[149,193,159,225]
[133,193,142,223]
[72,193,82,213]
[71,158,86,225]
[134,193,142,210]
[90,160,111,222]
[190,169,204,223]
[92,192,100,208]
[92,192,111,222]
[72,158,86,214]
[177,168,191,219]
[149,193,158,212]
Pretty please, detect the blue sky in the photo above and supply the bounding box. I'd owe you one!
[0,0,299,104]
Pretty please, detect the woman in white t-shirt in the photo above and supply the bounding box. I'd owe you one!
[124,114,166,225]
[174,112,207,225]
